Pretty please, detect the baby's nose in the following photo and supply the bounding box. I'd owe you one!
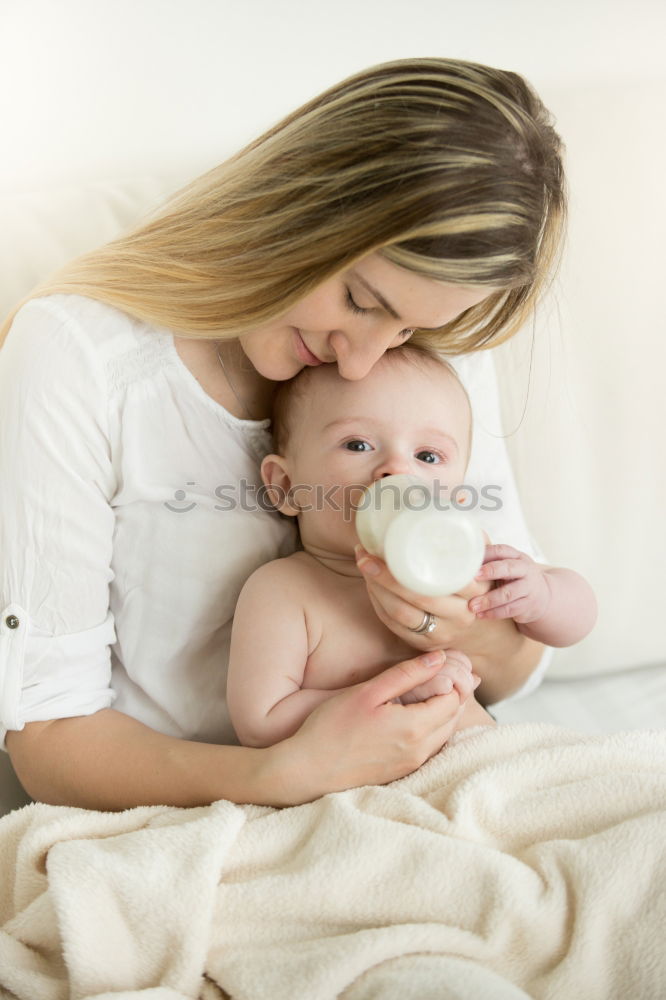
[373,456,412,480]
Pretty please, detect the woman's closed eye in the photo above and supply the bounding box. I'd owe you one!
[345,289,414,340]
[345,289,371,316]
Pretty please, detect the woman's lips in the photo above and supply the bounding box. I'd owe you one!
[294,329,324,366]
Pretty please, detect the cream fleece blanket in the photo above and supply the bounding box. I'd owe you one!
[0,722,664,1000]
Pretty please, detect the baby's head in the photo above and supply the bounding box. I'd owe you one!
[262,345,473,556]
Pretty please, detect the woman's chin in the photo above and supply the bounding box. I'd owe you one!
[239,332,305,382]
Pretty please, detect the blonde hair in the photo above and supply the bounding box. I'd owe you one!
[1,57,566,354]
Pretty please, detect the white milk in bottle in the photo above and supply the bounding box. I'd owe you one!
[355,474,485,596]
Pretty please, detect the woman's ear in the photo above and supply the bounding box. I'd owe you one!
[260,454,300,517]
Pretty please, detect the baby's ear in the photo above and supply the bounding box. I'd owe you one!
[260,454,300,517]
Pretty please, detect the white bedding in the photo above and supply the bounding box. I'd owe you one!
[0,722,664,999]
[494,662,666,733]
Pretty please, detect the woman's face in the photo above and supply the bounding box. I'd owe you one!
[239,253,499,382]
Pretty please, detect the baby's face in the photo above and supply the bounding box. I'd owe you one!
[281,356,471,557]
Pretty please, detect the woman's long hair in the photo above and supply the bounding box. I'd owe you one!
[0,57,566,354]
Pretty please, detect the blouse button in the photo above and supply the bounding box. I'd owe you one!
[5,615,20,629]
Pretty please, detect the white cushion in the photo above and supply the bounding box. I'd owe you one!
[0,175,186,320]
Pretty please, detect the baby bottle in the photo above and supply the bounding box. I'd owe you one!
[355,474,486,597]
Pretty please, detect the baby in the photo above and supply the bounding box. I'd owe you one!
[227,345,596,748]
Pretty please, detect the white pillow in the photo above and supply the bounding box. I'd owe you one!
[0,175,186,321]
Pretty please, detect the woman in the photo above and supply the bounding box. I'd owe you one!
[0,58,565,810]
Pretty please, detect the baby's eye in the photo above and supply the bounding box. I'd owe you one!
[344,440,372,452]
[416,450,442,464]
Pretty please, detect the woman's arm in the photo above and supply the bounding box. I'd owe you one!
[6,649,464,810]
[6,710,273,810]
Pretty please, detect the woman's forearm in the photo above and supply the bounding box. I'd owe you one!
[6,708,295,811]
[5,652,483,811]
[458,616,544,706]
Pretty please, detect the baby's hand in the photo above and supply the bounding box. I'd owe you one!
[399,649,480,704]
[469,544,551,624]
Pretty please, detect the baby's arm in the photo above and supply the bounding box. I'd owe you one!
[227,560,348,748]
[470,544,597,647]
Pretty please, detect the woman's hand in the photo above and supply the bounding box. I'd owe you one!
[353,544,492,650]
[351,543,545,707]
[268,650,468,803]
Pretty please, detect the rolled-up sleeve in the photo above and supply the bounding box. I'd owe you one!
[0,298,118,746]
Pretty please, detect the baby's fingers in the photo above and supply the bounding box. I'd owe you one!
[475,553,528,583]
[441,649,472,672]
[480,543,521,563]
[436,653,478,701]
[469,582,530,619]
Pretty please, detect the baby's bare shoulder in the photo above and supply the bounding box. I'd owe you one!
[241,552,316,601]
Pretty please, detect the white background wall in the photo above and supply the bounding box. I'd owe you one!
[1,0,665,189]
[1,0,665,678]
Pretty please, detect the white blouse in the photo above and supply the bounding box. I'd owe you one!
[0,294,549,749]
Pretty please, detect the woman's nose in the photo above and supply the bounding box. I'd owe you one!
[330,328,398,381]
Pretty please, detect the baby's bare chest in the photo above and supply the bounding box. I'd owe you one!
[302,575,414,690]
